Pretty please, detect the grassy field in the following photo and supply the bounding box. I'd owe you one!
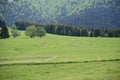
[0,61,120,80]
[0,31,120,80]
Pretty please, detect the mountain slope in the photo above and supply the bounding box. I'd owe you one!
[0,0,120,28]
[58,5,120,28]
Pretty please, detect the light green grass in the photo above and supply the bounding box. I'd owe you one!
[0,61,120,80]
[0,31,120,80]
[0,31,120,62]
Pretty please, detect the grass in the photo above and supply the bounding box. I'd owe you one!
[0,31,120,80]
[0,61,120,80]
[0,31,120,62]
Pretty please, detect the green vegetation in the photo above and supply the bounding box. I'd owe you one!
[0,0,120,79]
[36,27,46,38]
[25,26,37,38]
[0,32,120,60]
[0,31,120,80]
[0,19,10,39]
[0,31,120,61]
[0,0,120,27]
[14,21,120,37]
[11,24,20,38]
[0,60,119,80]
[25,26,46,38]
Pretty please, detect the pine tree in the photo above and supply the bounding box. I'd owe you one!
[93,29,101,37]
[81,28,88,37]
[0,20,10,39]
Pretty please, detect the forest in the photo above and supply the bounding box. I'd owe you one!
[0,0,120,38]
[0,0,120,28]
[14,21,120,37]
[0,20,120,39]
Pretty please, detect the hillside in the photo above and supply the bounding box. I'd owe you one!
[0,0,120,28]
[0,29,120,80]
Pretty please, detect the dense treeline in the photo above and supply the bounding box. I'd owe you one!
[90,28,120,37]
[15,21,36,30]
[15,21,120,37]
[44,24,88,37]
[44,24,120,37]
[1,19,119,38]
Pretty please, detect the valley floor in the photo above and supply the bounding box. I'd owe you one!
[0,33,120,80]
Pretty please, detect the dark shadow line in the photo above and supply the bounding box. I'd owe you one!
[0,59,120,66]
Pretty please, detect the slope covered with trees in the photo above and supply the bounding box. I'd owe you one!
[0,0,120,28]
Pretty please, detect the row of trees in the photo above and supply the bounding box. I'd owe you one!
[44,24,88,36]
[10,25,46,38]
[90,28,120,37]
[15,21,120,37]
[44,24,120,37]
[1,20,120,39]
[15,21,38,30]
[0,20,46,39]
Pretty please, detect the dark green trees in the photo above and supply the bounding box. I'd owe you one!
[36,27,46,37]
[0,20,10,39]
[44,24,120,37]
[44,24,88,37]
[25,26,37,38]
[13,21,120,38]
[103,29,120,37]
[91,28,101,37]
[25,26,46,38]
[81,28,88,36]
[15,21,35,30]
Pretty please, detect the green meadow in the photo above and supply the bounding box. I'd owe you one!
[0,61,120,80]
[0,31,120,80]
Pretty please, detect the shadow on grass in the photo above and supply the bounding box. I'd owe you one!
[0,59,120,66]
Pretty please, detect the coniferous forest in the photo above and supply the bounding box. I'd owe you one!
[0,0,120,28]
[0,0,120,38]
[13,21,120,37]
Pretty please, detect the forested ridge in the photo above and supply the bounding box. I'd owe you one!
[0,0,120,28]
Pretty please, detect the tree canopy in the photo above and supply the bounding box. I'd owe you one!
[0,0,120,28]
[11,24,20,38]
[25,26,46,38]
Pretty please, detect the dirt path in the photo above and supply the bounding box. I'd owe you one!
[44,56,59,62]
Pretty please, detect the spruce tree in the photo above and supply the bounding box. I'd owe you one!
[0,20,10,39]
